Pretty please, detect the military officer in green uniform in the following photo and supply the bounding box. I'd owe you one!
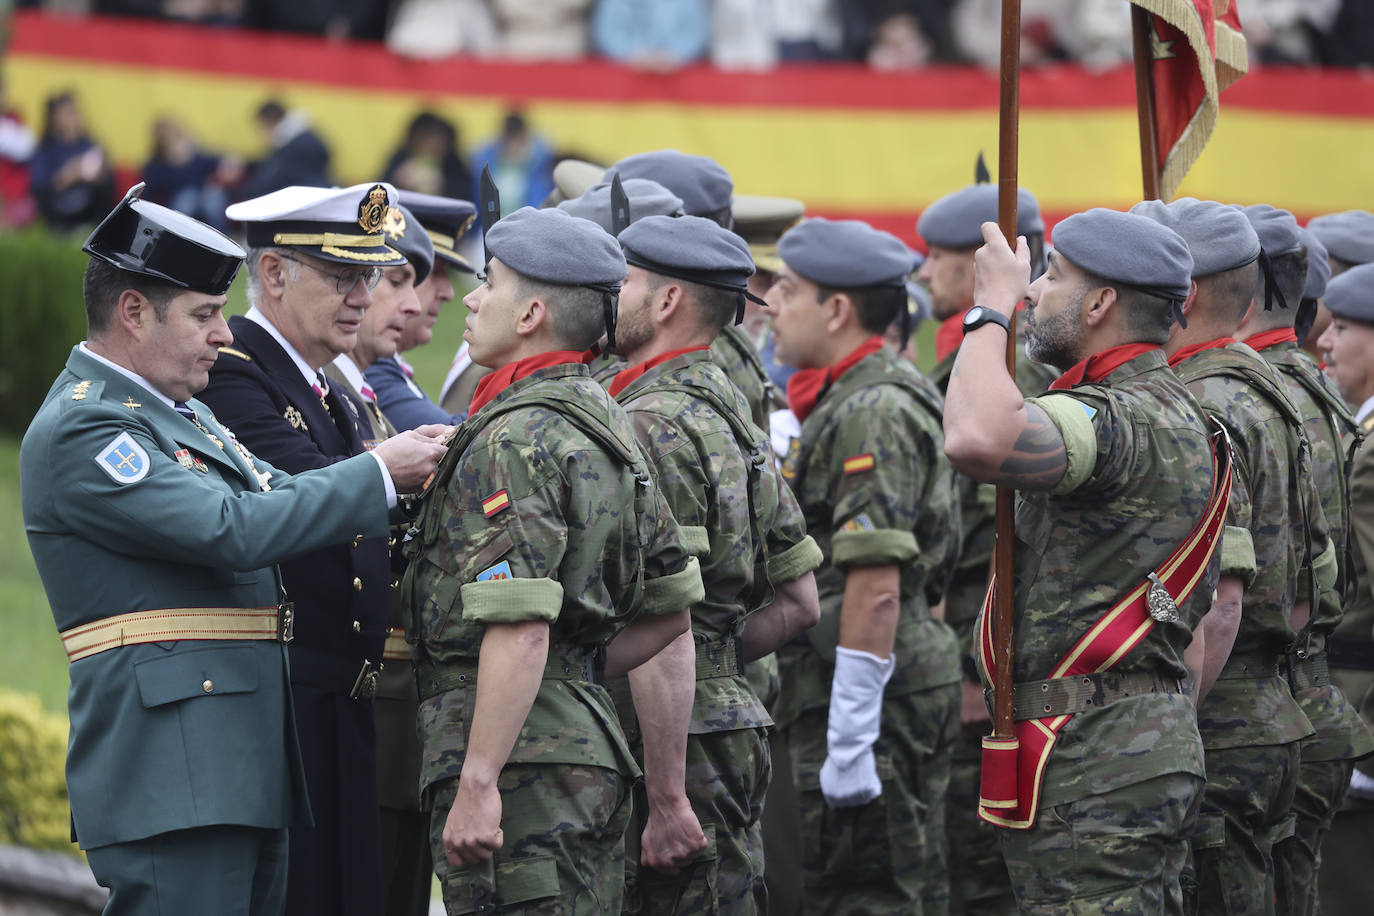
[1135,197,1329,915]
[1312,262,1374,913]
[608,214,823,913]
[945,210,1219,914]
[402,206,705,914]
[1233,205,1374,916]
[21,187,447,916]
[766,217,962,914]
[914,181,1054,915]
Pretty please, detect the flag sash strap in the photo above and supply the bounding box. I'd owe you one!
[975,421,1233,829]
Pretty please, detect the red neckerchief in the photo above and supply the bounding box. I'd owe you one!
[1049,342,1160,391]
[1167,337,1236,369]
[935,309,969,363]
[1244,327,1298,352]
[582,343,607,363]
[608,345,709,397]
[786,336,884,423]
[468,350,585,415]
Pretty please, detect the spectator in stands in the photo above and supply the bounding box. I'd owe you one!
[243,0,389,40]
[773,0,845,61]
[382,110,472,201]
[712,0,778,69]
[1245,0,1342,64]
[141,116,241,229]
[1316,0,1374,66]
[470,110,554,210]
[591,0,710,70]
[0,79,38,229]
[951,0,1131,71]
[30,91,113,232]
[240,99,331,199]
[493,0,594,59]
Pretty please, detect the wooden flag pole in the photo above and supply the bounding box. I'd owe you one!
[1131,5,1163,200]
[991,0,1022,744]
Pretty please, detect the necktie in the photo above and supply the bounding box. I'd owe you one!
[360,383,377,403]
[173,402,196,421]
[313,371,331,412]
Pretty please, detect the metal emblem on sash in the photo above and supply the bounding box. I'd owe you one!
[284,406,307,432]
[1146,572,1181,624]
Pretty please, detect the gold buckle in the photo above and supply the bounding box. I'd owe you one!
[350,660,381,699]
[277,602,295,644]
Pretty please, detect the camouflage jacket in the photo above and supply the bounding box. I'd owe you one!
[615,348,823,734]
[1172,340,1324,750]
[1341,418,1374,776]
[775,345,962,727]
[710,324,775,431]
[587,346,626,387]
[402,363,705,794]
[1256,339,1374,761]
[930,335,1056,650]
[1017,348,1214,806]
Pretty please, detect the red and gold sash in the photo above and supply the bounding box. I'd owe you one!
[975,420,1232,829]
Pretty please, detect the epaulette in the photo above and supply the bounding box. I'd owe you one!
[218,346,252,362]
[66,379,104,405]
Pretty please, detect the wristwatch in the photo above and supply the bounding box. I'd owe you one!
[962,305,1011,336]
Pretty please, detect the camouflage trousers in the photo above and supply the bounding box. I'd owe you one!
[785,683,959,916]
[428,764,631,915]
[626,726,771,915]
[1317,791,1374,914]
[1274,758,1353,916]
[1189,741,1302,916]
[998,771,1203,915]
[946,722,1017,915]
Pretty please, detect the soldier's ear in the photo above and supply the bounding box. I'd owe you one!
[116,289,151,337]
[824,291,854,334]
[1083,285,1114,328]
[514,296,546,338]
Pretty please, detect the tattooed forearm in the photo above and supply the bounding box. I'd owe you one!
[990,405,1067,490]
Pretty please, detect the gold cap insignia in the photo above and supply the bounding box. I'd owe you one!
[359,185,389,234]
[455,213,477,243]
[383,206,406,241]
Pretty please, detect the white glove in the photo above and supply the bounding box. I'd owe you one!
[819,646,894,808]
[1349,767,1374,800]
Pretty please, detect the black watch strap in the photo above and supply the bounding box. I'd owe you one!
[964,306,1011,336]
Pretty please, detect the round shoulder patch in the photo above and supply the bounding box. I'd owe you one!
[94,431,151,484]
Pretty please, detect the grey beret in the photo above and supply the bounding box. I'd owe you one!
[619,214,755,289]
[486,207,626,288]
[1307,211,1374,267]
[1236,204,1302,258]
[1052,208,1194,301]
[917,185,1044,249]
[557,178,685,235]
[1322,262,1374,323]
[1130,197,1260,277]
[1297,227,1330,300]
[381,204,435,285]
[778,217,916,288]
[607,150,733,217]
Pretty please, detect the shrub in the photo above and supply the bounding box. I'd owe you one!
[0,228,89,436]
[0,688,78,855]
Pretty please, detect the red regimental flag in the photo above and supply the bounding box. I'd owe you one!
[1133,1,1248,199]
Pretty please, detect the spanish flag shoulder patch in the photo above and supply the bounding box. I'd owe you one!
[482,489,511,518]
[842,453,876,475]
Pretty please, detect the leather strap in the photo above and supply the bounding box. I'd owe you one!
[61,606,288,663]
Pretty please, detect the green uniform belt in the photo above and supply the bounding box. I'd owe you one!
[1001,671,1186,721]
[1327,636,1374,672]
[1216,652,1282,680]
[1286,652,1332,691]
[695,637,744,680]
[416,646,603,701]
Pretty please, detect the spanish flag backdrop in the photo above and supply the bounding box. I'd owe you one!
[6,10,1373,245]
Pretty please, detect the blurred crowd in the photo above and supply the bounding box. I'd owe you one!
[16,0,1374,69]
[0,86,560,236]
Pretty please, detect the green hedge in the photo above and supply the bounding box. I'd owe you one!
[0,228,90,437]
[0,688,78,855]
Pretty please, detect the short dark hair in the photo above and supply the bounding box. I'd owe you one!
[1080,269,1174,344]
[83,259,180,336]
[515,273,608,351]
[816,283,906,335]
[1198,261,1261,321]
[643,271,737,333]
[256,100,286,123]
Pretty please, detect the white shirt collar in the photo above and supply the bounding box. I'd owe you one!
[1357,396,1374,425]
[245,306,320,389]
[331,353,371,401]
[78,342,176,408]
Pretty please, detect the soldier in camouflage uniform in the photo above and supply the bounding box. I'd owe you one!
[1135,198,1330,916]
[945,210,1216,914]
[765,217,962,915]
[1312,263,1374,913]
[402,207,705,915]
[916,182,1055,915]
[1234,207,1374,916]
[607,214,824,914]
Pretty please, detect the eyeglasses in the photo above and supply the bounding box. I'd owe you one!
[276,253,383,295]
